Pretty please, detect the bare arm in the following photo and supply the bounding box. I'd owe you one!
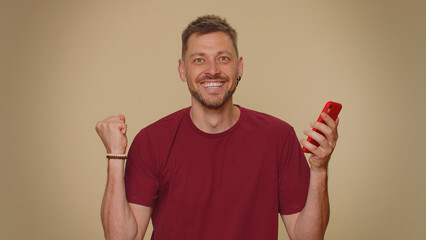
[282,113,339,240]
[96,115,152,240]
[281,170,329,240]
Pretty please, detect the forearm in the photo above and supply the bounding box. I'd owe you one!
[101,160,138,240]
[294,169,329,240]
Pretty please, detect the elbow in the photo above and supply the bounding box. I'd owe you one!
[104,230,138,240]
[292,229,326,240]
[102,220,138,240]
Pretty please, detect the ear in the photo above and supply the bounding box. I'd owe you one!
[237,56,244,78]
[178,59,187,82]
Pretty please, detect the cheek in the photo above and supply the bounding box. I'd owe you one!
[187,68,204,81]
[225,66,239,78]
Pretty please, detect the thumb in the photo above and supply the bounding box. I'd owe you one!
[120,125,127,135]
[118,114,126,122]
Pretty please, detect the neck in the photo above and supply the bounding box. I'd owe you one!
[190,98,240,134]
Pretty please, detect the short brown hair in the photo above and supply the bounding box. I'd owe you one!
[181,15,238,58]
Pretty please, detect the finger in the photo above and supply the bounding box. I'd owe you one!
[105,115,119,121]
[310,121,332,137]
[108,121,126,132]
[301,133,332,161]
[303,129,328,148]
[303,129,335,157]
[300,138,321,155]
[320,112,337,129]
[119,123,127,135]
[104,115,125,122]
[310,121,336,144]
[118,114,126,123]
[335,117,339,138]
[319,113,339,141]
[96,119,121,131]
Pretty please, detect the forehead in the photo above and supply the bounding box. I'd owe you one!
[185,32,236,57]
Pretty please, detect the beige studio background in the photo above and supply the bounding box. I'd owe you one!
[1,0,425,239]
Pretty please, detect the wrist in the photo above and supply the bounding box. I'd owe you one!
[310,168,328,182]
[309,168,328,188]
[310,166,328,175]
[107,159,126,175]
[107,147,126,154]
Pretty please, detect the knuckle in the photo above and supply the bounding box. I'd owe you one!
[319,136,327,144]
[324,149,331,158]
[95,121,103,130]
[318,151,326,159]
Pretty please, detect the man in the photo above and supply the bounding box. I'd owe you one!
[96,15,339,240]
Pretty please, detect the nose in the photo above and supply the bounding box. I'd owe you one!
[204,60,221,76]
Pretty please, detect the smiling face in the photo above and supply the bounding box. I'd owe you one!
[178,31,243,110]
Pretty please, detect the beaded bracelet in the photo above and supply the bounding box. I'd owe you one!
[106,153,127,159]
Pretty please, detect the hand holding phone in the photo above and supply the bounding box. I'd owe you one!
[302,101,342,154]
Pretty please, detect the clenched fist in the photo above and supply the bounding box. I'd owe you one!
[95,115,128,154]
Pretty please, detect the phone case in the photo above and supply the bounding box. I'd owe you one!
[302,101,342,154]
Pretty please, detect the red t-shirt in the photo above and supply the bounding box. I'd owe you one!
[125,106,310,240]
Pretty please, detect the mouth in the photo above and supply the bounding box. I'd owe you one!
[200,81,225,88]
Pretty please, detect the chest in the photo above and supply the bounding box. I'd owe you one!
[158,132,280,204]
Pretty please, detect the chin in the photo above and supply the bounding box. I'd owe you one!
[190,90,235,110]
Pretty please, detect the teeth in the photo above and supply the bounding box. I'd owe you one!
[201,82,224,88]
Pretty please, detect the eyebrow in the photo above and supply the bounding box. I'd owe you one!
[189,50,233,58]
[189,52,206,58]
[217,50,233,57]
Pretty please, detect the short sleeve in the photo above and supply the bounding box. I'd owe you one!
[278,128,310,215]
[125,130,160,207]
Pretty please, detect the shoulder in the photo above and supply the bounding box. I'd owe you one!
[134,107,189,142]
[238,106,301,152]
[147,107,189,131]
[241,106,294,133]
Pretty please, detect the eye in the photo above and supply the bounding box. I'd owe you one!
[219,56,230,61]
[194,58,204,63]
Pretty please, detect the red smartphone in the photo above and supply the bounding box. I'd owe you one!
[302,101,342,154]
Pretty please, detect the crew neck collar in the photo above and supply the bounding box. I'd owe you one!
[185,105,245,138]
